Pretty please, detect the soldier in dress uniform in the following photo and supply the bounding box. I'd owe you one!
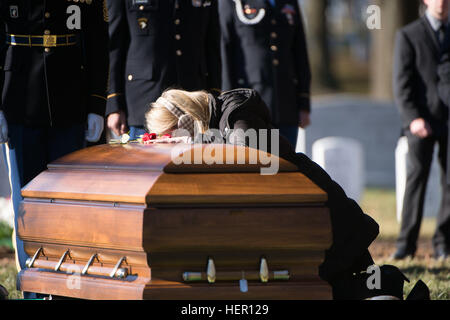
[219,0,311,147]
[0,0,109,287]
[105,0,221,140]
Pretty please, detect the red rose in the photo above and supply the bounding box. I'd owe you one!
[142,133,157,142]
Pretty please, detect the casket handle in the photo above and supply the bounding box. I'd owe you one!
[110,256,128,279]
[26,247,44,268]
[82,253,98,275]
[55,250,71,272]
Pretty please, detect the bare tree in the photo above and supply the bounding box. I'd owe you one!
[304,0,338,91]
[370,0,421,100]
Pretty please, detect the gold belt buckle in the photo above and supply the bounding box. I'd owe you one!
[43,34,57,47]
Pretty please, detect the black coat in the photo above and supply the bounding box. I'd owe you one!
[209,89,379,286]
[0,0,109,127]
[438,52,450,107]
[218,0,311,126]
[106,0,221,127]
[393,16,449,137]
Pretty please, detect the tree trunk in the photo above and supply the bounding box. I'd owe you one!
[370,0,420,101]
[304,0,338,91]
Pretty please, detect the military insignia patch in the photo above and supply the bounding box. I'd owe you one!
[192,0,203,7]
[10,5,19,18]
[138,17,148,29]
[281,4,296,26]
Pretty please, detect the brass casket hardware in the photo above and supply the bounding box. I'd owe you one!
[182,257,290,283]
[25,249,128,279]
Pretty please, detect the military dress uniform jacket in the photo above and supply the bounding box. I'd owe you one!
[219,0,311,126]
[0,0,109,127]
[106,0,221,127]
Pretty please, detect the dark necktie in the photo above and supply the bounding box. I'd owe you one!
[438,25,447,47]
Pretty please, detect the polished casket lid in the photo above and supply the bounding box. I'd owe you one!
[22,143,327,206]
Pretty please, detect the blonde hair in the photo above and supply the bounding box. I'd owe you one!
[145,89,210,135]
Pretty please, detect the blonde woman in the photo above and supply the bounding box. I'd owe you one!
[145,88,414,300]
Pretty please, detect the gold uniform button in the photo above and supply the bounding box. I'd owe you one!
[176,50,182,56]
[175,34,181,40]
[44,48,51,53]
[44,30,50,35]
[270,45,278,51]
[271,19,277,25]
[128,75,133,81]
[270,32,277,39]
[272,59,279,66]
[139,5,144,10]
[174,19,181,25]
[44,12,50,18]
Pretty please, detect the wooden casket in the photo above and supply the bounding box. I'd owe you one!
[17,143,332,300]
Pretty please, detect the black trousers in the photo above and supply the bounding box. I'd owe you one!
[397,132,450,254]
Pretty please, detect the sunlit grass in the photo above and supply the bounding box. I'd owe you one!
[361,188,449,300]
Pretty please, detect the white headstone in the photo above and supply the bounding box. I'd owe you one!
[395,136,442,222]
[0,197,13,228]
[312,137,365,202]
[296,127,306,154]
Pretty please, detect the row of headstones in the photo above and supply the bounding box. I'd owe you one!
[296,132,442,220]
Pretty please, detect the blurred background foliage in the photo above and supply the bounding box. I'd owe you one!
[301,0,424,99]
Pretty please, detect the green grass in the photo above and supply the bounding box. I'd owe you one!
[0,222,13,242]
[360,188,436,241]
[361,188,449,300]
[388,259,450,300]
[0,259,22,299]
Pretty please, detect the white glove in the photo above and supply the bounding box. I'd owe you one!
[85,113,104,143]
[0,111,8,144]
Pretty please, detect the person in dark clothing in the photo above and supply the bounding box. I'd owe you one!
[436,46,450,258]
[438,51,450,108]
[392,0,450,260]
[0,0,109,299]
[0,0,109,186]
[144,88,402,299]
[218,0,311,147]
[105,0,221,140]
